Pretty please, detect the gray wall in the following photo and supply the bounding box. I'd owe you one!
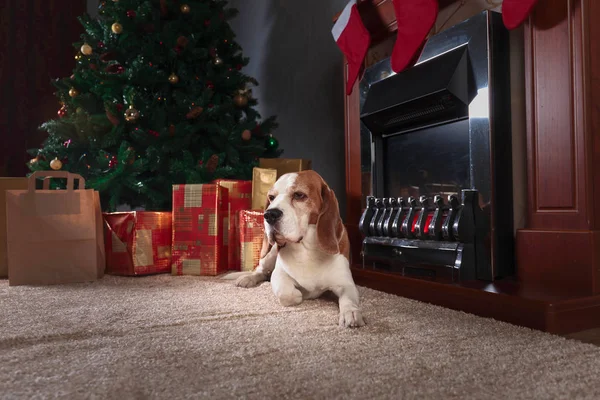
[87,0,348,218]
[226,0,348,218]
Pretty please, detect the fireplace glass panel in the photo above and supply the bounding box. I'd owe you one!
[383,119,470,199]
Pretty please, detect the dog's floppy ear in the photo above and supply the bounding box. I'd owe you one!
[259,197,273,259]
[316,182,344,255]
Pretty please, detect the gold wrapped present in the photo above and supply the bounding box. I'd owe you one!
[239,210,265,271]
[252,167,277,210]
[258,158,312,178]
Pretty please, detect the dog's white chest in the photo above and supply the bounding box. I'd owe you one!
[275,227,349,297]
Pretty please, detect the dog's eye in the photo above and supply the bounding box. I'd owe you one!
[268,195,275,202]
[293,192,307,200]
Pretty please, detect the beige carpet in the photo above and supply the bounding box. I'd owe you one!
[1,275,600,400]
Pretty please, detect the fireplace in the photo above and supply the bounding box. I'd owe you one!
[357,11,513,282]
[337,0,600,335]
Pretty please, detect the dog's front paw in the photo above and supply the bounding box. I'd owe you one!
[339,309,365,328]
[235,274,261,288]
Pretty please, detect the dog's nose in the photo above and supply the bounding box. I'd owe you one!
[264,208,283,225]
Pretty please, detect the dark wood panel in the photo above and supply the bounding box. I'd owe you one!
[352,267,552,332]
[588,0,600,230]
[531,0,574,210]
[525,0,588,230]
[342,60,363,232]
[516,230,598,295]
[351,266,600,334]
[0,0,86,177]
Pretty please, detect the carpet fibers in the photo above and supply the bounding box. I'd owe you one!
[1,275,600,399]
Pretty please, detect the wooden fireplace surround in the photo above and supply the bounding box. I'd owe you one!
[336,0,600,334]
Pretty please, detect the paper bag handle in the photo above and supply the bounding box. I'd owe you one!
[28,171,86,192]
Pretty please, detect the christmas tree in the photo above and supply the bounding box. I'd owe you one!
[28,0,281,211]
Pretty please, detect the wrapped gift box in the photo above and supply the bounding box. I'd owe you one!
[251,167,277,210]
[103,211,172,276]
[258,158,312,178]
[239,210,265,272]
[172,184,229,276]
[212,179,252,271]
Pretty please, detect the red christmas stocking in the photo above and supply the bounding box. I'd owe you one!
[391,0,439,73]
[332,0,371,95]
[502,0,539,30]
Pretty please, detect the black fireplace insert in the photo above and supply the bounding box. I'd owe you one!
[358,10,514,282]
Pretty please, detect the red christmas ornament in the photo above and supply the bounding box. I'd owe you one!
[236,64,242,70]
[206,81,214,89]
[127,10,136,18]
[100,51,118,62]
[57,106,67,118]
[106,110,120,126]
[89,64,97,71]
[98,41,105,48]
[108,156,118,168]
[207,103,214,109]
[204,19,211,26]
[116,103,124,112]
[174,46,183,54]
[209,48,217,57]
[177,36,189,48]
[106,64,125,74]
[148,130,160,137]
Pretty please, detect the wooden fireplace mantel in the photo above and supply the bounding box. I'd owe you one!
[339,0,600,334]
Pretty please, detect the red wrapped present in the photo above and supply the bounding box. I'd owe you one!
[212,179,252,271]
[171,183,229,276]
[103,211,172,276]
[239,210,265,272]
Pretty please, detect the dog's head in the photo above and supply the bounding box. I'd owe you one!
[259,170,345,257]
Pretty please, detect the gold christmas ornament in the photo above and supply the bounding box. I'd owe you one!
[50,158,63,171]
[186,106,204,119]
[180,4,191,13]
[81,43,93,55]
[124,105,140,123]
[29,156,39,165]
[111,22,123,34]
[69,88,79,97]
[168,73,179,84]
[233,93,248,107]
[214,56,223,66]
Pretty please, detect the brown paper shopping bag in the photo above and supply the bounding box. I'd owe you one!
[0,178,28,278]
[5,171,106,286]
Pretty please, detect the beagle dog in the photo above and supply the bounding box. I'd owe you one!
[224,170,365,328]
